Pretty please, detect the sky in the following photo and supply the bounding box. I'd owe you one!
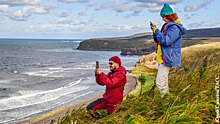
[0,0,219,39]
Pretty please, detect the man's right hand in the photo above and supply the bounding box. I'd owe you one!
[95,66,102,75]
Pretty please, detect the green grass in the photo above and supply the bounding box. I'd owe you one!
[134,74,155,97]
[49,43,219,124]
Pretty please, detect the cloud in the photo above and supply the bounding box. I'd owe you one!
[204,22,220,27]
[98,24,147,32]
[184,4,201,12]
[0,2,59,21]
[57,17,90,25]
[123,1,177,18]
[94,0,180,18]
[87,2,98,7]
[9,6,49,21]
[114,1,132,13]
[134,2,176,13]
[184,0,214,12]
[0,16,5,23]
[94,0,133,14]
[26,24,85,33]
[148,6,163,12]
[91,1,129,17]
[42,3,60,10]
[95,1,112,11]
[0,0,42,6]
[0,5,13,13]
[78,10,86,16]
[132,0,184,4]
[59,10,70,17]
[57,17,73,24]
[187,21,207,29]
[58,0,88,3]
[59,8,74,17]
[0,4,59,21]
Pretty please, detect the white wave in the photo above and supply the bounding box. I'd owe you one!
[62,67,94,70]
[64,79,82,88]
[61,40,81,43]
[48,67,62,70]
[23,68,64,77]
[0,91,94,124]
[23,69,75,78]
[72,40,81,43]
[0,80,10,84]
[23,65,94,78]
[0,79,83,111]
[36,48,74,53]
[87,77,92,81]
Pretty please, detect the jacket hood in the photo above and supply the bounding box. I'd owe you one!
[114,66,127,74]
[167,21,186,35]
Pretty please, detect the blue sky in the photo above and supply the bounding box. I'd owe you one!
[0,0,219,39]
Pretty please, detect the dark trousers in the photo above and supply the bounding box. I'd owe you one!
[86,98,116,115]
[86,98,102,112]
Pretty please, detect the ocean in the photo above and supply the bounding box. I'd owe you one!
[0,39,142,123]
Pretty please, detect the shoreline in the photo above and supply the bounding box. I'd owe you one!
[18,74,139,124]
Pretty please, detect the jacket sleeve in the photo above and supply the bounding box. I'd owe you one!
[98,72,126,89]
[153,33,158,44]
[95,74,105,85]
[154,25,180,46]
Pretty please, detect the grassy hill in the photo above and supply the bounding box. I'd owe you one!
[77,27,220,55]
[51,42,219,123]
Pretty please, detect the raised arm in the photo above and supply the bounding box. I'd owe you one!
[154,25,180,46]
[98,72,126,88]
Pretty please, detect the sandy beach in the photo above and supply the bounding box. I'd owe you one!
[18,75,138,124]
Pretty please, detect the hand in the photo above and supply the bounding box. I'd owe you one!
[95,66,102,75]
[150,25,157,31]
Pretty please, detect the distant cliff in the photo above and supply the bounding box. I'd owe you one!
[77,33,153,51]
[77,27,220,55]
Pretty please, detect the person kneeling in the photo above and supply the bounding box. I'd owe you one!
[86,56,127,118]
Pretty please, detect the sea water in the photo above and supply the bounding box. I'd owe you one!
[0,39,141,123]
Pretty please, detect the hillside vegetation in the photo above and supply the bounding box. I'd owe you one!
[53,42,219,124]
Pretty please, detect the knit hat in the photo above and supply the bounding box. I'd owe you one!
[109,56,122,65]
[160,3,174,17]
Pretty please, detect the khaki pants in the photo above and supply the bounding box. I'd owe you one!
[156,64,171,97]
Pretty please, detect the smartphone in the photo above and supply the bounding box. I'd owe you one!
[96,61,99,68]
[150,21,154,27]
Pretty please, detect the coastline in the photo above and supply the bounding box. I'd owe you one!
[18,75,139,124]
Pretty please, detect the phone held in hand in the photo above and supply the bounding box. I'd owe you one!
[96,61,99,68]
[150,21,154,27]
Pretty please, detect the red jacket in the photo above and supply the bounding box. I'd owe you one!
[95,66,127,105]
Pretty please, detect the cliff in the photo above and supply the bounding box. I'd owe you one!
[77,27,220,55]
[77,33,153,51]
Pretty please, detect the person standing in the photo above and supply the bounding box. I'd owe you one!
[86,56,127,118]
[150,3,186,97]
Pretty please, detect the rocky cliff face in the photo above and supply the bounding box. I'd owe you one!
[121,47,156,55]
[137,52,158,69]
